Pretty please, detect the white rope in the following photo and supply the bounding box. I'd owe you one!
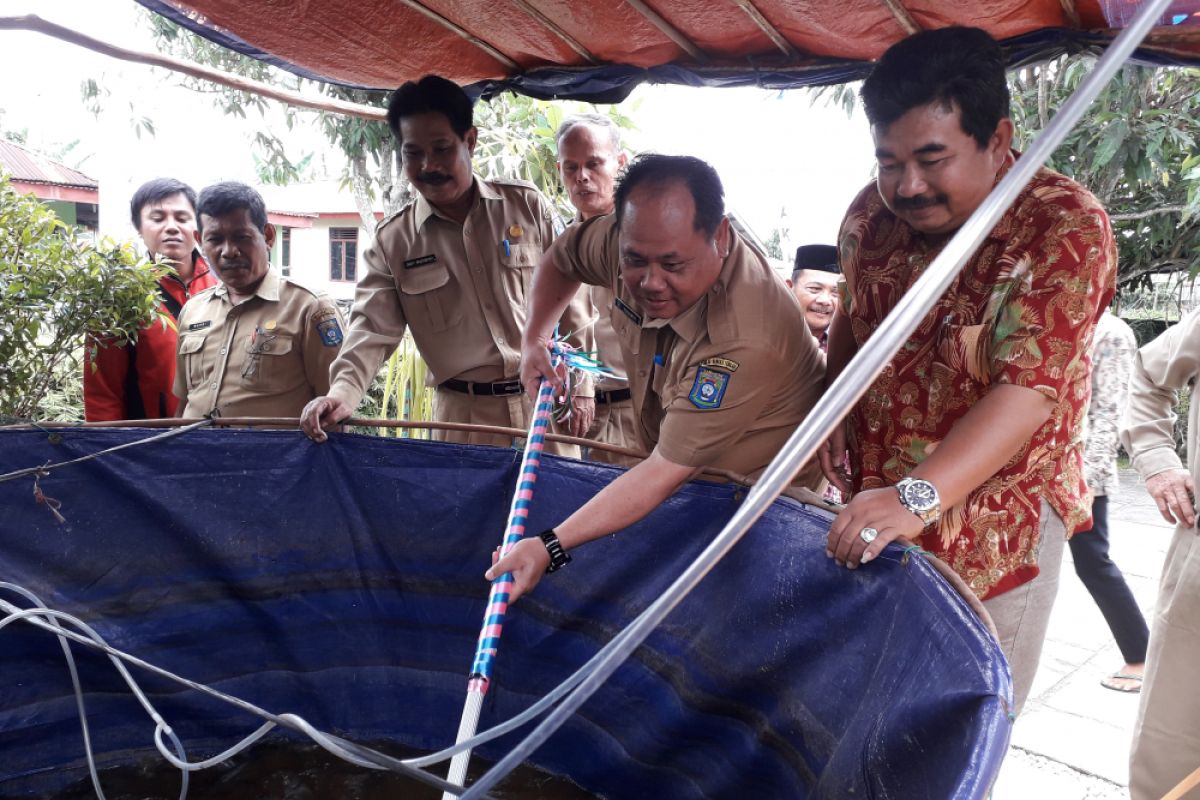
[0,583,653,796]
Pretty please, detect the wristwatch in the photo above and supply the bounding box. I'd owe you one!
[895,477,941,526]
[538,528,573,573]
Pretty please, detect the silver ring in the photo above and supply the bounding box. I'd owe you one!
[859,527,879,544]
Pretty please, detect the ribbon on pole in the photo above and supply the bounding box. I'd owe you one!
[442,348,563,797]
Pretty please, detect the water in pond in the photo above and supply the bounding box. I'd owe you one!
[47,741,598,799]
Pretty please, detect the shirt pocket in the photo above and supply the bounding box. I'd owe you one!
[241,334,295,390]
[177,333,208,390]
[396,261,459,332]
[498,242,539,307]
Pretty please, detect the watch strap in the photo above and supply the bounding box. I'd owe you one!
[538,528,573,573]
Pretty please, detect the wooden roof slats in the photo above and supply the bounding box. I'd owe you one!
[507,0,598,64]
[730,0,800,58]
[879,0,922,34]
[623,0,710,62]
[395,0,521,70]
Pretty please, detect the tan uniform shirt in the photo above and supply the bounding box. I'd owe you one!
[174,270,344,418]
[551,215,826,486]
[327,176,594,412]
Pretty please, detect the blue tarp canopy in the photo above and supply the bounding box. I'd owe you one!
[0,428,1011,797]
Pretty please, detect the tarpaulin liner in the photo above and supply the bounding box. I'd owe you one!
[136,0,1200,100]
[0,428,1012,798]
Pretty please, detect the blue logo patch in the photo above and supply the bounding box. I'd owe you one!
[317,318,343,347]
[688,367,730,409]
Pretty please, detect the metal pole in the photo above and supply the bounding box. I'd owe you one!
[460,0,1173,795]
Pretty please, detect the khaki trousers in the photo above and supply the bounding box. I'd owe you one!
[981,499,1066,717]
[585,398,641,468]
[432,387,580,458]
[1129,525,1200,800]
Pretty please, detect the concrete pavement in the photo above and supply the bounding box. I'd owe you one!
[991,470,1174,798]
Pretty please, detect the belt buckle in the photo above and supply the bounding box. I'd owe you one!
[501,381,521,396]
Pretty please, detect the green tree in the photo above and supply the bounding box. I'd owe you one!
[1009,58,1200,291]
[141,11,634,228]
[0,175,166,421]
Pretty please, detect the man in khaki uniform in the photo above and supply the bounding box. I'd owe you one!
[300,75,593,453]
[487,154,825,601]
[175,182,344,419]
[1121,308,1200,800]
[555,114,638,465]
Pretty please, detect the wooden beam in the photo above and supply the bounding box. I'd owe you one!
[879,0,921,35]
[394,0,521,71]
[623,0,709,62]
[1058,0,1081,28]
[730,0,799,58]
[0,15,387,121]
[508,0,598,64]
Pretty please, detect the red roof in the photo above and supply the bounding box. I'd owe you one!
[0,140,98,190]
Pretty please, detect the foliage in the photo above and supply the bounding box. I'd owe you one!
[0,176,167,421]
[353,333,435,435]
[474,95,637,221]
[1010,59,1200,292]
[809,62,1200,292]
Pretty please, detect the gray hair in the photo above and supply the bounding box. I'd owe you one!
[555,113,622,153]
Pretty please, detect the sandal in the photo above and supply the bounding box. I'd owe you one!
[1100,672,1143,693]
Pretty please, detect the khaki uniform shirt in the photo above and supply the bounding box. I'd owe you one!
[174,270,344,418]
[551,215,826,486]
[327,176,594,412]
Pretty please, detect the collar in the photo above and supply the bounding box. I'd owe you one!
[214,268,282,304]
[413,175,495,228]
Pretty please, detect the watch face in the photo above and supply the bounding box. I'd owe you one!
[902,479,938,511]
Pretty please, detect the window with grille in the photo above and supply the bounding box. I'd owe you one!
[329,227,358,282]
[281,228,291,276]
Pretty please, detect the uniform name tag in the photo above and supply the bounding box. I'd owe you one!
[403,254,438,269]
[614,296,642,326]
[188,320,212,331]
[700,357,739,373]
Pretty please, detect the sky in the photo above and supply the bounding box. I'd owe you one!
[0,0,877,254]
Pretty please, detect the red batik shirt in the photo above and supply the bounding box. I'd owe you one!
[838,152,1116,600]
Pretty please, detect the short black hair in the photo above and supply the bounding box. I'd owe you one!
[196,182,268,235]
[386,75,473,142]
[614,154,725,238]
[860,26,1010,149]
[130,178,197,230]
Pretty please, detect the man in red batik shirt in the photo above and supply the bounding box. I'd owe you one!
[820,27,1116,715]
[84,178,218,421]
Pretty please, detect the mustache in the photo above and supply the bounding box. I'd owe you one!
[893,194,948,211]
[417,172,452,185]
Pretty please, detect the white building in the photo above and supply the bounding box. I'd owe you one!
[258,181,382,304]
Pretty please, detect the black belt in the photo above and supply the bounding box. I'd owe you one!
[441,378,523,396]
[596,388,632,405]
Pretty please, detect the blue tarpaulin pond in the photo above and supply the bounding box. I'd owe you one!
[0,427,1011,797]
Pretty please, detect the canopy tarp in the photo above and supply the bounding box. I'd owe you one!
[0,428,1012,797]
[136,0,1200,101]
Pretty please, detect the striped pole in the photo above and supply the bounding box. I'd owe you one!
[442,364,559,797]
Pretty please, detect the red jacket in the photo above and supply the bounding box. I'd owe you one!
[84,255,218,421]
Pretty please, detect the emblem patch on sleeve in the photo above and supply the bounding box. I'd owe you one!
[317,317,343,347]
[689,367,730,409]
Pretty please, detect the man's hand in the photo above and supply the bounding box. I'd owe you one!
[569,395,595,437]
[1145,468,1196,527]
[485,537,551,604]
[520,338,563,400]
[826,486,925,568]
[818,424,852,494]
[300,396,353,442]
